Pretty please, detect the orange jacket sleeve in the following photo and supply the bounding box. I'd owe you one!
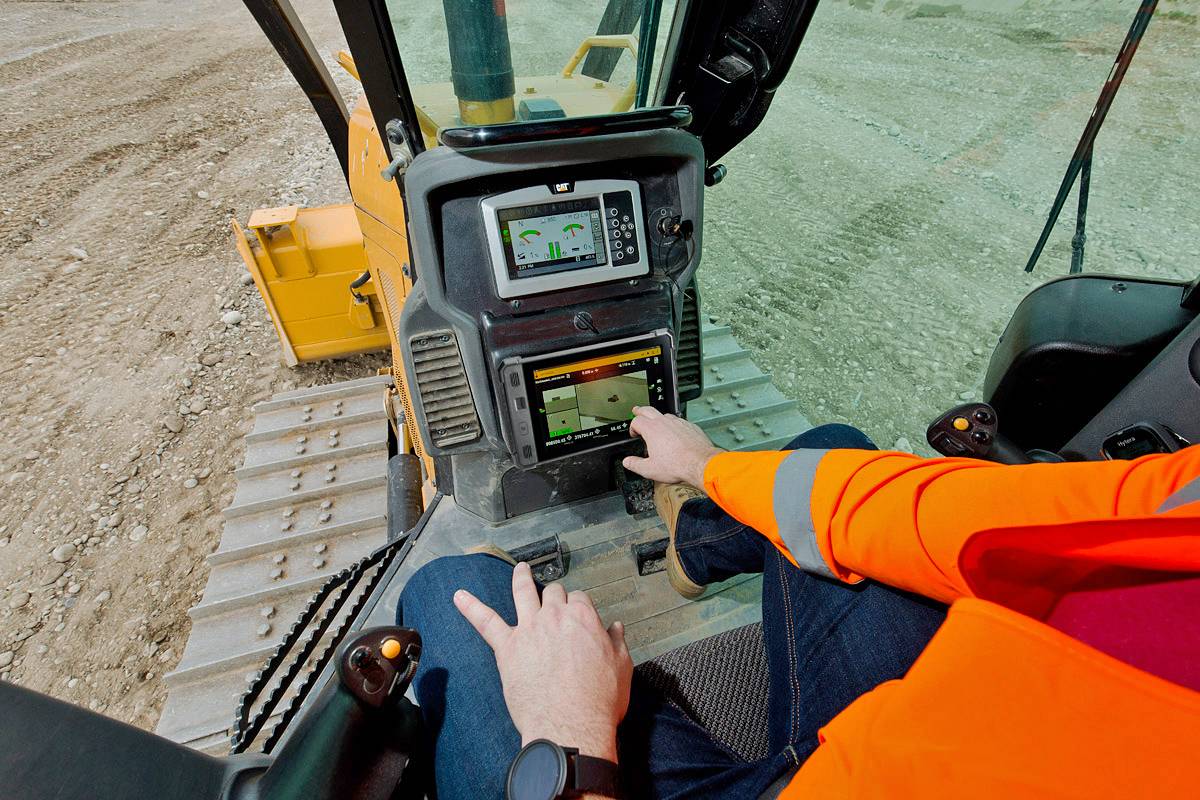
[703,445,1200,603]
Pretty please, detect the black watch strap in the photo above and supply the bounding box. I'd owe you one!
[566,751,620,799]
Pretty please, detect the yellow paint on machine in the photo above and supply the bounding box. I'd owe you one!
[231,204,391,365]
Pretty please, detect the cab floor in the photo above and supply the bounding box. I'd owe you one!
[360,491,764,664]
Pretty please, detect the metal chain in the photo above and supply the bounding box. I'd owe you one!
[261,535,408,753]
[229,534,409,753]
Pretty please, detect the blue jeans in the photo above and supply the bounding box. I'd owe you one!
[399,424,947,799]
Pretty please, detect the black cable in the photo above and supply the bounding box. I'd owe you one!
[349,269,372,302]
[230,531,412,753]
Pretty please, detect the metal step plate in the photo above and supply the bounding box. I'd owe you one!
[694,321,809,451]
[155,374,393,753]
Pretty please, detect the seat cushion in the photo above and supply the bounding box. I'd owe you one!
[635,622,770,761]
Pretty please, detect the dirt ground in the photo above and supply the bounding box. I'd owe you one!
[0,0,369,727]
[0,0,1197,733]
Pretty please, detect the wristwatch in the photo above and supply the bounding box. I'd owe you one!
[505,739,620,800]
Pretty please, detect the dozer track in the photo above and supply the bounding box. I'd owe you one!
[156,375,394,753]
[158,321,807,753]
[691,321,806,452]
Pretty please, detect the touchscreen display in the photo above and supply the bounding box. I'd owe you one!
[529,344,669,461]
[497,197,608,280]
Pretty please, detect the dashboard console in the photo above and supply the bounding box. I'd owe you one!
[396,128,706,521]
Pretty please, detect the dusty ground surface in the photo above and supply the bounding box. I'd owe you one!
[0,0,1197,733]
[0,0,372,727]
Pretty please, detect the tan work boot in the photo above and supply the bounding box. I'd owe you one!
[466,543,517,565]
[653,482,707,600]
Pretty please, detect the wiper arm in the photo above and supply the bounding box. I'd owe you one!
[1024,0,1159,274]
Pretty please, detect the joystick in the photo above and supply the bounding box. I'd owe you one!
[926,402,1034,465]
[339,626,422,707]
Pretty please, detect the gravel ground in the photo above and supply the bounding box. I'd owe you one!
[0,0,1197,732]
[0,0,372,728]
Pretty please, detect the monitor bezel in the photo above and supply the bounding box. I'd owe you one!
[482,179,650,299]
[501,330,678,467]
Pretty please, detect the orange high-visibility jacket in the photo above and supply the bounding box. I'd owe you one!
[703,445,1200,798]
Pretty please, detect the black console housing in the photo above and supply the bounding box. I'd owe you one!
[398,129,706,522]
[984,274,1196,452]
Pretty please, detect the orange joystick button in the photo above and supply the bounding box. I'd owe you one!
[952,417,970,432]
[380,638,402,660]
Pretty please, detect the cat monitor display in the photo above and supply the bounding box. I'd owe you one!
[500,331,677,466]
[482,179,648,298]
[501,199,607,277]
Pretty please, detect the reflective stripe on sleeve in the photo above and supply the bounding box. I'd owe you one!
[773,448,835,578]
[1157,475,1200,514]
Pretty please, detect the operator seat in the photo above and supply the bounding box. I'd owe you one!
[636,622,770,761]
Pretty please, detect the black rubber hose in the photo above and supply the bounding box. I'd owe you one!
[387,454,424,542]
[349,269,371,302]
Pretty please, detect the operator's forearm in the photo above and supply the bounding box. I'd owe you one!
[703,446,1200,603]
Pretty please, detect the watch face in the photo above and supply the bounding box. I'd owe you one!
[507,740,567,800]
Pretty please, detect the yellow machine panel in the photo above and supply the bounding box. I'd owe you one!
[409,35,638,146]
[232,203,391,365]
[344,92,437,488]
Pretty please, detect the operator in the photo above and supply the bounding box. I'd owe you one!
[399,409,1200,799]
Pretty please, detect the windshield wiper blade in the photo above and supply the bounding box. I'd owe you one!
[1024,0,1158,274]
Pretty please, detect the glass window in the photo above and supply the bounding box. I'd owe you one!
[695,3,1198,455]
[384,0,682,144]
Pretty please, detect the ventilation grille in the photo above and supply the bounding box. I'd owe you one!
[677,284,703,401]
[410,331,481,448]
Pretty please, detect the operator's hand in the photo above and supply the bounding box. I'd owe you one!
[454,562,632,763]
[623,406,724,489]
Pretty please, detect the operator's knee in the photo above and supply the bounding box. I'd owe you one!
[786,423,877,452]
[398,553,513,627]
[821,423,876,450]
